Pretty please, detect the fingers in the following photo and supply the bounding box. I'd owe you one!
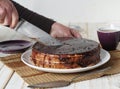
[62,29,81,38]
[70,29,82,38]
[0,1,12,26]
[62,32,73,37]
[10,4,19,28]
[50,34,58,38]
[0,5,6,23]
[4,4,12,26]
[0,0,19,28]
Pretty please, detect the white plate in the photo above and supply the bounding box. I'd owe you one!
[21,49,110,73]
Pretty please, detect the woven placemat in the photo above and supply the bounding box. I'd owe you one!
[0,50,120,85]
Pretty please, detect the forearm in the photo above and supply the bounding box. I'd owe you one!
[11,0,55,33]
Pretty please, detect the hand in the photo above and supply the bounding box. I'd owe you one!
[50,22,82,38]
[0,0,19,28]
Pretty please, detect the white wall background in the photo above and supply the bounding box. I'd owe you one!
[13,0,120,23]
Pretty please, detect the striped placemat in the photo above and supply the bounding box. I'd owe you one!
[0,50,120,86]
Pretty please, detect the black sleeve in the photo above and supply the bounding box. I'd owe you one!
[11,0,55,34]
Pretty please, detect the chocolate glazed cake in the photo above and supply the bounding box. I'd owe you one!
[31,38,100,69]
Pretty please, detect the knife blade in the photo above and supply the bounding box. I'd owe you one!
[15,20,62,46]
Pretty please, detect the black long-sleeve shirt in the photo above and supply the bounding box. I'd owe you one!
[12,1,55,33]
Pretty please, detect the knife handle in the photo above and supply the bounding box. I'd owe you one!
[11,0,55,34]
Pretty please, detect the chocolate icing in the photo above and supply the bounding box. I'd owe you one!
[33,38,99,54]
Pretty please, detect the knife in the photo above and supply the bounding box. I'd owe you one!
[12,1,62,46]
[28,67,111,88]
[15,19,62,46]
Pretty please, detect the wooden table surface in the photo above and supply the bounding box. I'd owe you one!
[0,25,120,89]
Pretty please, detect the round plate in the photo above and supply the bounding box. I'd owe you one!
[0,40,32,53]
[21,49,110,73]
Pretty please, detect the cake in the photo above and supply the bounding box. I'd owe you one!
[31,38,100,69]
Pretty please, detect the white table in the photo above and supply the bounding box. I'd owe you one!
[0,26,120,89]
